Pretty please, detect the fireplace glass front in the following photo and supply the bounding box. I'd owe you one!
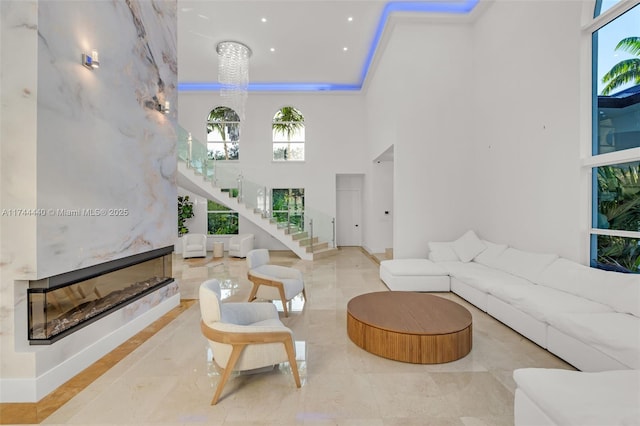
[28,247,174,344]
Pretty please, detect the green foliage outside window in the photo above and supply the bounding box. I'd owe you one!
[272,188,304,231]
[595,163,640,272]
[207,200,238,235]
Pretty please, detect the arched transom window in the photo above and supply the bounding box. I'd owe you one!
[207,106,240,160]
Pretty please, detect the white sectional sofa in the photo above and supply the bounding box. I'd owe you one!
[379,230,640,425]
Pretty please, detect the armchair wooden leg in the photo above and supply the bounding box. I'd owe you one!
[283,338,301,388]
[277,285,289,317]
[302,288,306,301]
[211,344,246,405]
[247,282,259,303]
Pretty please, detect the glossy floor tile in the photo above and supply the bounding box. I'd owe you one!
[20,247,574,425]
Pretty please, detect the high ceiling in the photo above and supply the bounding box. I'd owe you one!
[177,0,480,91]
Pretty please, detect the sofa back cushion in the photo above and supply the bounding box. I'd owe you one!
[452,230,487,263]
[491,247,558,283]
[474,240,508,267]
[539,258,640,317]
[428,242,460,262]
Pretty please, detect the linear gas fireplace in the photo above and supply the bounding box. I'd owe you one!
[28,246,174,344]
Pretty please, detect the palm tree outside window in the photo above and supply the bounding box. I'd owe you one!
[207,106,240,160]
[273,106,305,161]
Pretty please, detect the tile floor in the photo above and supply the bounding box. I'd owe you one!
[24,247,574,425]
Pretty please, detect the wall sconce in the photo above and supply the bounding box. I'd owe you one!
[158,100,170,114]
[144,96,169,114]
[82,49,100,69]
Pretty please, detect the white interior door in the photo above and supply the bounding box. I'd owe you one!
[337,189,362,246]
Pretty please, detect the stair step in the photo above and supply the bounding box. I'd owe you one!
[298,237,318,247]
[291,232,308,241]
[306,241,329,253]
[311,247,339,260]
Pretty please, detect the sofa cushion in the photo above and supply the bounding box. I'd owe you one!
[473,240,508,267]
[491,247,558,283]
[440,261,532,293]
[490,283,612,324]
[548,312,640,369]
[380,259,448,276]
[514,368,640,426]
[428,242,460,262]
[539,258,640,317]
[452,230,486,263]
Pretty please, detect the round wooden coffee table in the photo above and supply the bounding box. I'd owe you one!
[347,292,472,364]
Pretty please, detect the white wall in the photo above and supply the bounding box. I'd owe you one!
[363,2,588,261]
[470,0,585,260]
[364,21,475,258]
[178,92,368,230]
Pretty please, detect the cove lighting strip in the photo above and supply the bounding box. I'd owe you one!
[178,0,479,93]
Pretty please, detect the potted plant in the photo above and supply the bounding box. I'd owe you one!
[178,195,194,236]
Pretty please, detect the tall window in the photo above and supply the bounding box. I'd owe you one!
[207,106,240,160]
[207,200,238,235]
[272,188,304,231]
[273,106,305,161]
[590,1,640,273]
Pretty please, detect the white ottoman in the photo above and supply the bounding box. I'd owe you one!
[379,259,450,292]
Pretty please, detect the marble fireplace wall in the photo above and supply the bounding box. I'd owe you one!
[0,0,178,402]
[37,0,177,278]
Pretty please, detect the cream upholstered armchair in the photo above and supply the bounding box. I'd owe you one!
[228,233,254,258]
[199,279,301,405]
[182,233,207,258]
[246,249,306,317]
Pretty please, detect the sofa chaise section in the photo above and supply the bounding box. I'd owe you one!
[513,368,640,426]
[379,258,449,291]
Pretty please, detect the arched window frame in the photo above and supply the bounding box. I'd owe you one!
[272,106,305,162]
[585,0,640,273]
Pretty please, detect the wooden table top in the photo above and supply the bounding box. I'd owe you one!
[347,292,471,335]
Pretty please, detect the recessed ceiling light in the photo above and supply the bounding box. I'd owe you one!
[343,47,348,52]
[270,47,275,52]
[261,17,267,22]
[348,16,353,22]
[197,14,209,20]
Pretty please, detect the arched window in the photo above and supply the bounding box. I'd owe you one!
[207,106,240,160]
[589,1,639,272]
[272,106,305,161]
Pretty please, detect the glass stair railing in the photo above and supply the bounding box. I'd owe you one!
[177,126,336,256]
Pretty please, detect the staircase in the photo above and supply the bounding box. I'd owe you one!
[177,161,338,260]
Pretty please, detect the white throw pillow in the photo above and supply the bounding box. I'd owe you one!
[428,242,460,262]
[452,230,487,263]
[474,240,508,267]
[493,247,558,282]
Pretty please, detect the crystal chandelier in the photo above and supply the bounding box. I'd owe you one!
[216,41,252,120]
